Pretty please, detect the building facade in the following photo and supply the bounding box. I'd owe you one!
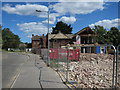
[72,27,97,53]
[32,34,46,49]
[31,27,98,53]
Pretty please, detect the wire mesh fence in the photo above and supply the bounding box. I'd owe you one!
[67,45,115,88]
[33,44,119,88]
[50,48,68,79]
[116,45,120,88]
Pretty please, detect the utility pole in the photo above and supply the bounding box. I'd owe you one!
[36,9,50,66]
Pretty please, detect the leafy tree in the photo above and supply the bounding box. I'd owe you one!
[19,43,26,51]
[52,21,73,34]
[107,27,120,47]
[25,42,32,48]
[93,25,120,47]
[93,25,108,44]
[2,28,21,49]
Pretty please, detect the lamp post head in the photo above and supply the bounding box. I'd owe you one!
[36,10,42,12]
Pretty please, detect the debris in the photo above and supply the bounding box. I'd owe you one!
[68,53,120,88]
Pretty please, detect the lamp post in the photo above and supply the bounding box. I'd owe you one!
[36,10,50,66]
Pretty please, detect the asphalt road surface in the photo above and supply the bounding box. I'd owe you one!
[2,52,68,89]
[2,52,29,88]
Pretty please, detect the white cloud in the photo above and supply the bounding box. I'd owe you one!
[89,18,120,29]
[58,16,76,24]
[52,2,104,15]
[17,22,48,38]
[3,3,106,25]
[2,4,48,18]
[42,13,59,24]
[58,0,104,2]
[2,4,58,24]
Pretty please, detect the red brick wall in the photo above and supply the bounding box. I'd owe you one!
[32,40,40,48]
[32,37,47,48]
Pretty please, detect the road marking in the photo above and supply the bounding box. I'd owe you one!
[9,53,30,89]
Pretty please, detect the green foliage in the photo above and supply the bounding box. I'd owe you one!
[19,45,26,51]
[107,27,120,47]
[93,25,120,46]
[2,28,21,49]
[52,21,73,34]
[93,25,107,44]
[25,42,32,48]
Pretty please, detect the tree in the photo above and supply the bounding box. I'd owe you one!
[2,28,21,49]
[51,21,73,34]
[107,27,120,47]
[93,25,120,46]
[93,25,108,44]
[25,42,32,48]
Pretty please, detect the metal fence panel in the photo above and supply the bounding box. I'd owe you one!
[67,45,116,88]
[116,45,120,88]
[33,45,118,89]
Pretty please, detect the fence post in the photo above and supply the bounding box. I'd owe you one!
[110,45,116,89]
[115,45,120,89]
[66,47,69,83]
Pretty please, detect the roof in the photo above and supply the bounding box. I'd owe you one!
[49,31,74,40]
[32,35,45,40]
[75,27,96,35]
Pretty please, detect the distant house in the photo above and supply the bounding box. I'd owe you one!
[32,34,46,49]
[72,27,98,53]
[48,31,74,48]
[31,27,98,53]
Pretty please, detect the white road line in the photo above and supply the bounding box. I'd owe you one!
[9,53,30,89]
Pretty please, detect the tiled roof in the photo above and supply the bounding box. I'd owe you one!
[49,31,74,40]
[32,35,45,40]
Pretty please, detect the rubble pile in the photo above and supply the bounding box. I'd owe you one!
[69,53,120,88]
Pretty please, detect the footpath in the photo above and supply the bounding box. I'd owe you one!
[12,53,68,89]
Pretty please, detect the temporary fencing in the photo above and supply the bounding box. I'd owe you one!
[116,45,120,88]
[49,48,80,79]
[67,45,116,88]
[33,44,119,89]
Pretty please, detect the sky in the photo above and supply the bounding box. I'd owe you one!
[1,0,120,43]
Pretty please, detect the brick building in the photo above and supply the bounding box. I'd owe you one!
[32,34,46,48]
[31,27,97,51]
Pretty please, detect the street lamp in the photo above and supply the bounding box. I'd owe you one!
[36,10,50,66]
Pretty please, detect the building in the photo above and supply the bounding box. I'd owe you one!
[31,27,98,53]
[32,34,46,48]
[49,31,74,48]
[72,27,98,53]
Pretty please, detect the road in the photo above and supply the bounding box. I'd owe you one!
[2,52,68,89]
[2,52,29,88]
